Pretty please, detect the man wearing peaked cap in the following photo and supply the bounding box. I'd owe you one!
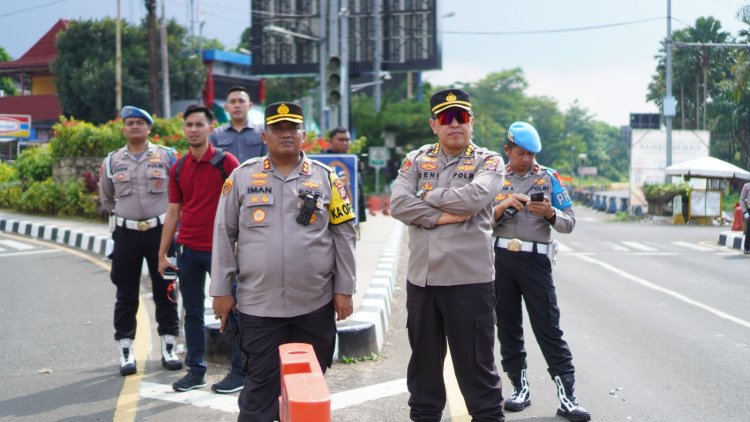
[430,88,472,115]
[121,105,154,126]
[391,88,507,421]
[211,100,356,420]
[264,101,304,125]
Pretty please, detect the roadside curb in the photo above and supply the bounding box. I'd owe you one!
[718,230,744,251]
[0,217,113,257]
[334,222,403,360]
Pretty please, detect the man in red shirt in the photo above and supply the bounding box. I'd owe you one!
[158,104,240,391]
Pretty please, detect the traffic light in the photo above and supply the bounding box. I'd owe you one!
[327,56,342,106]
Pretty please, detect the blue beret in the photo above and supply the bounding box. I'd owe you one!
[507,121,542,154]
[121,106,153,125]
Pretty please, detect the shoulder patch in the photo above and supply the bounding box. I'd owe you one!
[482,155,502,171]
[221,178,233,197]
[328,172,355,225]
[399,158,412,175]
[312,159,334,173]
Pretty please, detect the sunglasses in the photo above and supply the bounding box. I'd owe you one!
[435,109,471,125]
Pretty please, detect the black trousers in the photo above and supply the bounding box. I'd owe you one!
[494,248,574,377]
[406,281,504,422]
[744,217,750,251]
[237,302,336,422]
[110,225,178,340]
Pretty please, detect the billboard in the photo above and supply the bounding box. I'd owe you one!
[0,114,31,139]
[628,129,710,214]
[250,0,440,75]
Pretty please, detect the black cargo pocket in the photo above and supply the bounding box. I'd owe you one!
[547,290,561,325]
[474,311,496,363]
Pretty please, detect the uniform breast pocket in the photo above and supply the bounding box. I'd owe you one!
[147,170,167,193]
[242,195,273,227]
[113,172,133,196]
[244,140,264,157]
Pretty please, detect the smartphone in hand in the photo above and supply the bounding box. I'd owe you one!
[530,192,544,202]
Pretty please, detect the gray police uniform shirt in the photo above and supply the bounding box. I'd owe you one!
[390,142,505,287]
[492,163,575,243]
[210,153,357,318]
[99,142,176,220]
[209,122,265,164]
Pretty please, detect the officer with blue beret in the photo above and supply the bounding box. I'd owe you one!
[491,121,590,421]
[100,105,181,376]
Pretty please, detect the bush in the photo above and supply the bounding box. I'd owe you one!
[18,178,65,214]
[49,115,189,159]
[59,179,99,218]
[0,181,22,208]
[14,145,53,182]
[643,182,690,216]
[0,162,17,183]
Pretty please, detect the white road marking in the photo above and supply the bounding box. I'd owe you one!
[330,378,408,410]
[670,241,715,252]
[572,253,750,330]
[140,382,239,414]
[621,241,658,252]
[0,249,60,258]
[0,247,5,252]
[140,377,411,414]
[556,242,572,252]
[0,239,36,251]
[603,241,629,252]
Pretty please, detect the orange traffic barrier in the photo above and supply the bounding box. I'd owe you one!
[368,195,382,215]
[732,202,744,231]
[278,343,330,422]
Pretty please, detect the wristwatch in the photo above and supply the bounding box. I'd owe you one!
[415,188,428,199]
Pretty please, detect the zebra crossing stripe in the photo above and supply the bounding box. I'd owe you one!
[0,239,36,251]
[670,241,714,252]
[603,241,629,251]
[620,241,658,252]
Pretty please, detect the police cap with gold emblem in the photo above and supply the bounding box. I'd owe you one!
[430,88,472,116]
[121,105,154,126]
[265,102,304,126]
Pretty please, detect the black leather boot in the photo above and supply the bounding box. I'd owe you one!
[554,373,591,422]
[504,368,531,411]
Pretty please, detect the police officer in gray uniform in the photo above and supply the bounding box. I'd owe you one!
[390,89,506,422]
[211,102,356,422]
[99,106,182,376]
[492,122,590,422]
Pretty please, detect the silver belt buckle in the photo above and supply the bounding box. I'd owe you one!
[507,238,523,252]
[137,220,150,231]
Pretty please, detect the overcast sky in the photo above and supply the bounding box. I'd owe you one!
[0,0,748,127]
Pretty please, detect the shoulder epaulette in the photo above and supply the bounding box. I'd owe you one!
[239,157,262,168]
[312,159,334,173]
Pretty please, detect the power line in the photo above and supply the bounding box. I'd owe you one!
[0,0,73,19]
[442,16,665,35]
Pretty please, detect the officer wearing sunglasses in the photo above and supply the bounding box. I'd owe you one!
[390,88,506,421]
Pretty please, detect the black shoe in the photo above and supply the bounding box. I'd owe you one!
[118,339,136,376]
[504,368,531,411]
[211,372,245,394]
[172,372,206,392]
[160,335,183,371]
[554,374,591,422]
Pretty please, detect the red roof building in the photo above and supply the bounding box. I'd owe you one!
[0,19,68,140]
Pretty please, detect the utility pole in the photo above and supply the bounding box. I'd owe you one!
[115,0,122,113]
[373,0,383,112]
[319,0,328,133]
[160,0,171,118]
[146,0,160,114]
[664,0,675,183]
[340,6,349,129]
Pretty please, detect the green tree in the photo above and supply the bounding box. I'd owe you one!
[51,18,208,123]
[0,46,17,96]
